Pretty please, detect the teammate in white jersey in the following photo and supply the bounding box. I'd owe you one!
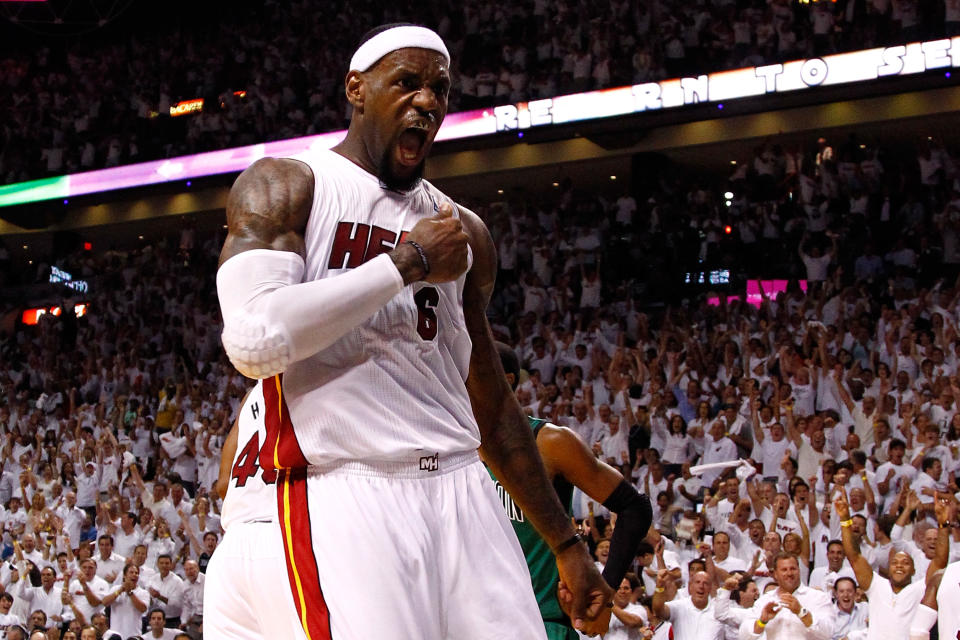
[214,22,609,640]
[203,384,305,640]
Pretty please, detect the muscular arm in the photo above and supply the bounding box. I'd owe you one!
[461,209,611,628]
[462,212,578,549]
[538,425,652,588]
[216,158,435,379]
[219,157,312,266]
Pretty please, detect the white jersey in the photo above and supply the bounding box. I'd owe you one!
[220,382,277,530]
[938,561,960,639]
[274,149,481,468]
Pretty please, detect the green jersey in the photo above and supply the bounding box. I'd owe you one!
[487,417,575,630]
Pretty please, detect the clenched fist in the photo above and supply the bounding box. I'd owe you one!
[393,203,469,284]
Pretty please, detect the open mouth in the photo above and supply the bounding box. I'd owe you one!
[396,126,429,166]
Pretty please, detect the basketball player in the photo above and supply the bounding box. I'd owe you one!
[203,384,306,640]
[493,343,656,640]
[215,23,610,640]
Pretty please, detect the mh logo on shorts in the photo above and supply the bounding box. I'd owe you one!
[419,452,439,472]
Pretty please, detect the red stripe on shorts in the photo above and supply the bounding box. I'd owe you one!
[260,374,309,470]
[277,467,331,640]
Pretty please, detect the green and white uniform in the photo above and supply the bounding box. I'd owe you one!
[487,418,578,640]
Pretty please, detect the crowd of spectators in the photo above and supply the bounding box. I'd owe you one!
[3,0,960,184]
[0,228,234,639]
[481,128,960,638]
[1,122,960,638]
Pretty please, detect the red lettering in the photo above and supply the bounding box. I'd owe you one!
[328,222,370,269]
[231,432,277,487]
[364,225,398,263]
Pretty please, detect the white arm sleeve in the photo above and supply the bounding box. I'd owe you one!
[217,249,404,379]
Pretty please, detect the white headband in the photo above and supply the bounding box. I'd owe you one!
[349,25,449,72]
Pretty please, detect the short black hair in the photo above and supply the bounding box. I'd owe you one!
[496,342,521,390]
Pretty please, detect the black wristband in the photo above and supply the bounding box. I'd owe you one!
[404,240,430,278]
[552,533,584,555]
[602,482,653,589]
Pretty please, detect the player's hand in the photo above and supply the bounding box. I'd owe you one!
[555,545,613,635]
[401,203,469,284]
[557,578,612,637]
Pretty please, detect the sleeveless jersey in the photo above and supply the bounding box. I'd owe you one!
[487,417,574,625]
[271,149,481,469]
[220,382,278,530]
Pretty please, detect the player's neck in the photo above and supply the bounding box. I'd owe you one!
[332,134,377,178]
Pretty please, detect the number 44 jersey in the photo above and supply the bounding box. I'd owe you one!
[269,149,481,470]
[221,381,278,531]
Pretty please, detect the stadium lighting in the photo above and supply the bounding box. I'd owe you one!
[4,36,960,208]
[724,191,734,199]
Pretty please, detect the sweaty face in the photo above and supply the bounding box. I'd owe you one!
[356,49,449,191]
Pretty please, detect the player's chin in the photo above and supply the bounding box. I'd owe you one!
[379,154,426,192]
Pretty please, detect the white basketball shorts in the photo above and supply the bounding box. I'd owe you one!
[273,451,547,640]
[204,519,308,640]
